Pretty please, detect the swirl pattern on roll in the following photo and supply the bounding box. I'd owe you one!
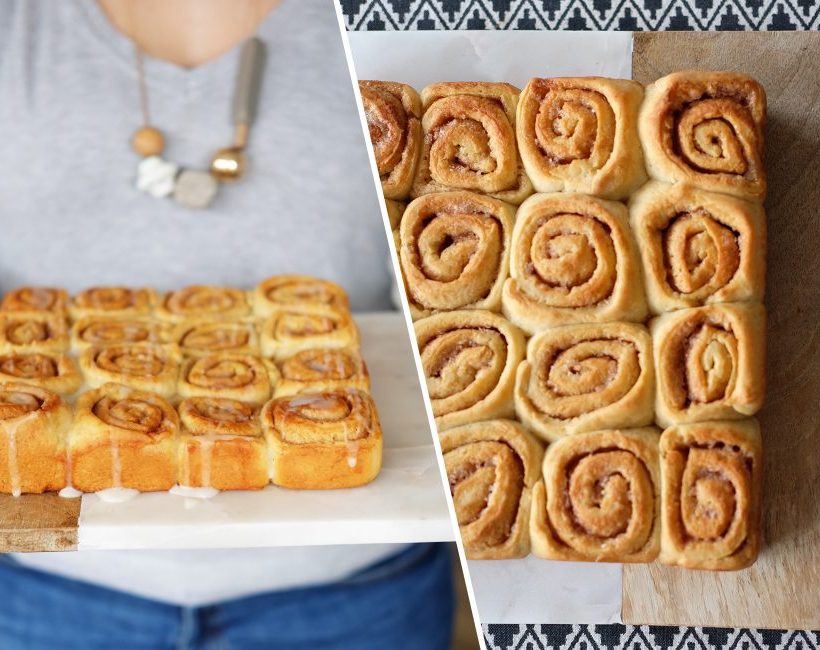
[360,80,423,200]
[530,428,660,562]
[175,321,258,357]
[179,354,272,405]
[415,310,525,430]
[660,420,761,569]
[70,287,157,319]
[502,192,646,333]
[253,275,349,318]
[0,287,67,314]
[515,322,654,442]
[639,71,766,202]
[275,348,369,397]
[260,309,358,360]
[652,303,765,427]
[80,344,180,397]
[73,318,166,350]
[517,77,646,199]
[158,285,249,321]
[0,314,68,353]
[0,353,81,395]
[400,191,515,317]
[442,419,544,559]
[265,389,377,444]
[179,396,260,438]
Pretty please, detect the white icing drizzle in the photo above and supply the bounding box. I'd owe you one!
[95,487,139,503]
[58,486,83,498]
[346,441,359,468]
[169,484,219,499]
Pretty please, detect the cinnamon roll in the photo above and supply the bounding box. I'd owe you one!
[502,192,647,333]
[274,348,369,398]
[415,310,525,431]
[0,287,68,315]
[262,389,382,489]
[360,80,423,200]
[0,352,81,396]
[530,428,661,563]
[156,285,250,322]
[79,344,181,398]
[252,275,350,319]
[259,309,359,361]
[639,71,766,202]
[412,82,533,205]
[177,397,267,491]
[69,287,158,320]
[71,383,179,492]
[0,383,71,495]
[71,317,168,352]
[652,302,765,427]
[659,419,762,570]
[515,322,654,442]
[0,313,69,354]
[517,77,646,199]
[385,199,405,232]
[178,354,273,405]
[400,191,515,318]
[173,320,260,358]
[441,420,544,559]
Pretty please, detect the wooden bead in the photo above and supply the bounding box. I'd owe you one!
[131,126,165,156]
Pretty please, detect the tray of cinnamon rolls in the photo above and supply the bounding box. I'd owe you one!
[363,70,767,571]
[0,276,385,498]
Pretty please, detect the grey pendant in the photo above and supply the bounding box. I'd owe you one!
[173,169,219,209]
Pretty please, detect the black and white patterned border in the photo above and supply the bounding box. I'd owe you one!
[483,624,820,649]
[341,0,820,30]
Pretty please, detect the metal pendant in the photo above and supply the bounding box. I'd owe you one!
[136,156,179,198]
[173,169,219,209]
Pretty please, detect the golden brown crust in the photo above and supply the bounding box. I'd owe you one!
[274,348,370,398]
[79,344,182,398]
[252,275,350,319]
[156,285,250,322]
[0,287,68,315]
[259,309,359,361]
[0,352,81,396]
[70,384,179,492]
[359,80,423,200]
[385,199,405,232]
[177,354,273,405]
[71,317,169,352]
[515,322,655,442]
[400,191,515,318]
[177,397,267,490]
[659,419,762,570]
[0,313,69,354]
[630,181,766,314]
[651,302,765,427]
[530,427,661,563]
[414,310,525,431]
[69,287,158,320]
[0,383,71,494]
[172,320,260,358]
[502,192,647,333]
[441,419,544,559]
[262,389,382,489]
[517,77,646,199]
[639,71,766,202]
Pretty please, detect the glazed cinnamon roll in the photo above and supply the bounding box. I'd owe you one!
[639,71,766,202]
[517,77,646,199]
[630,182,766,314]
[259,309,359,361]
[0,383,71,495]
[177,397,267,490]
[502,193,647,333]
[412,82,533,205]
[156,285,250,322]
[0,313,69,354]
[530,428,660,563]
[0,352,81,396]
[400,191,515,318]
[79,344,181,398]
[173,320,260,358]
[178,354,273,405]
[71,317,168,352]
[441,420,544,559]
[274,348,369,398]
[659,419,762,570]
[0,287,68,315]
[71,383,179,492]
[652,302,765,427]
[69,287,158,320]
[252,275,350,319]
[360,80,423,200]
[262,389,382,489]
[415,310,525,431]
[515,322,654,442]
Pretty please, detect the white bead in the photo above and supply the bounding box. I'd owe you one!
[173,169,219,209]
[136,155,178,198]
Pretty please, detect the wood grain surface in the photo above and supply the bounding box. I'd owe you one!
[624,31,820,629]
[0,494,79,552]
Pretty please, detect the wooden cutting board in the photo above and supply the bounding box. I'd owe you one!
[624,31,820,630]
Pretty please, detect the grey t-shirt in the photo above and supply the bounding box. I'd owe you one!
[1,0,403,604]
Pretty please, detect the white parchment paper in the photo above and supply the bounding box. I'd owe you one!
[77,312,453,550]
[348,30,632,624]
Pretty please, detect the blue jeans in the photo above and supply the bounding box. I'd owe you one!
[0,543,454,649]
